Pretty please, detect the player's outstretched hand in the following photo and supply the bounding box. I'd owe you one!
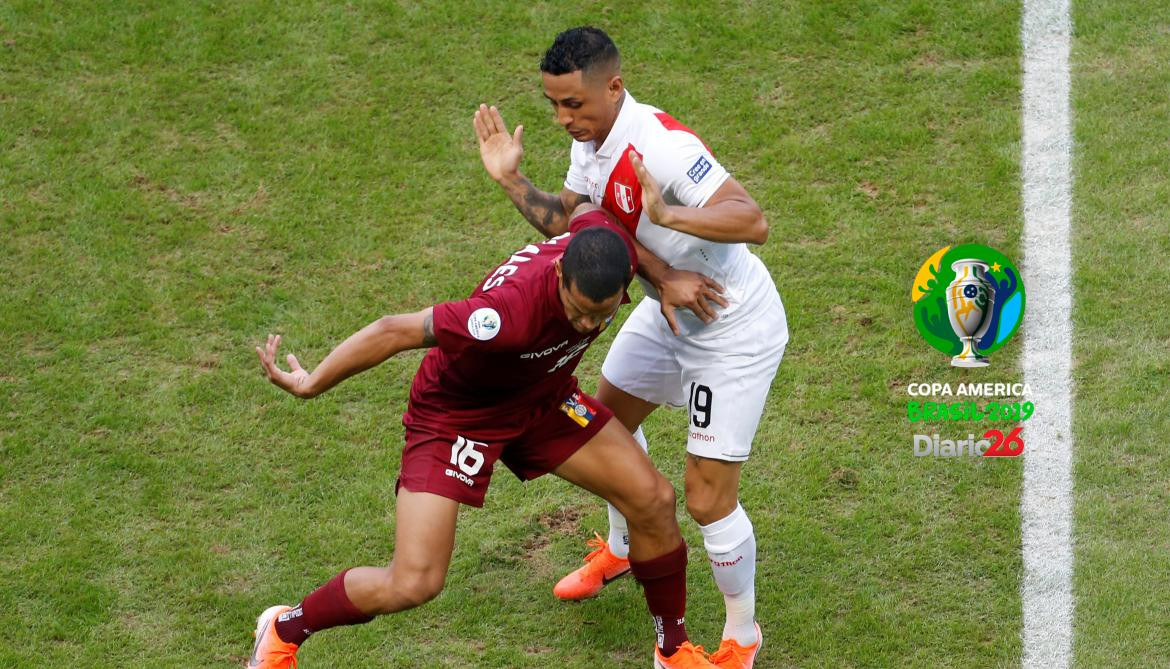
[256,334,314,398]
[474,104,524,183]
[629,151,672,227]
[657,269,729,336]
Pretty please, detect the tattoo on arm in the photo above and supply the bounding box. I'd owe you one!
[565,191,591,215]
[421,312,437,347]
[518,183,566,238]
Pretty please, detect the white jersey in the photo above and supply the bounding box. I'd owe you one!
[564,90,778,335]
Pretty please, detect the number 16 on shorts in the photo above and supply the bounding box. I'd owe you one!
[450,436,487,475]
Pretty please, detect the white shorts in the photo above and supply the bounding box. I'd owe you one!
[600,292,788,461]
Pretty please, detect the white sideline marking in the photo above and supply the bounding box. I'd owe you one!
[1020,0,1075,667]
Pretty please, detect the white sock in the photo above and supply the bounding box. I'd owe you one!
[606,426,649,559]
[701,503,758,646]
[606,503,630,559]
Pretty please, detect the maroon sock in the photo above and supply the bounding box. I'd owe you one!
[629,541,689,657]
[274,568,374,646]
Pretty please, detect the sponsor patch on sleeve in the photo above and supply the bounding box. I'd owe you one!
[560,391,597,427]
[467,307,501,341]
[687,156,712,184]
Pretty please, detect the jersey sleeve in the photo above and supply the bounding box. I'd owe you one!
[648,132,731,209]
[563,142,591,197]
[431,290,527,355]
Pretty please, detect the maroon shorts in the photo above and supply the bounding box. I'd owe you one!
[397,387,613,507]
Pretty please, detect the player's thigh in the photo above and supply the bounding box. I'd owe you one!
[596,376,659,432]
[679,311,787,462]
[551,418,669,517]
[601,297,686,408]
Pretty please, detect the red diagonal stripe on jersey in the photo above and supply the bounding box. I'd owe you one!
[654,112,712,153]
[601,143,643,235]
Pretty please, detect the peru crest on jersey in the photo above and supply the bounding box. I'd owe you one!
[600,144,644,233]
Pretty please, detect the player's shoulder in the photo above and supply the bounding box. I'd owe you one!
[455,275,549,347]
[479,242,555,294]
[628,97,706,149]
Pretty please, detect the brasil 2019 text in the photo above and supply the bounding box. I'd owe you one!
[907,401,1035,423]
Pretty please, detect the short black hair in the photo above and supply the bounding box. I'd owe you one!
[540,26,620,77]
[560,226,631,302]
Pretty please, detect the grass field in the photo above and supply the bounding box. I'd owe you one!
[1070,2,1170,666]
[0,1,1163,667]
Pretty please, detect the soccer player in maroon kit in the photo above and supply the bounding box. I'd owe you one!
[248,204,720,669]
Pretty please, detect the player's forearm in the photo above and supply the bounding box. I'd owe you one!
[496,173,570,238]
[660,199,768,244]
[301,309,434,398]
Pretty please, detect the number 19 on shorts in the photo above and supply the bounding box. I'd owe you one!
[689,382,713,429]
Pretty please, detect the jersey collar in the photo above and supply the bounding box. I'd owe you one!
[594,90,636,159]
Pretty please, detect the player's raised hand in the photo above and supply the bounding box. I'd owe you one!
[474,104,524,183]
[656,268,728,336]
[629,151,672,227]
[256,334,314,398]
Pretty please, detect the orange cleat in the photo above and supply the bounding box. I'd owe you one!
[655,641,718,668]
[552,533,631,601]
[708,623,763,669]
[247,605,299,668]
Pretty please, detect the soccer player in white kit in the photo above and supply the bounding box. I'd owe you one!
[474,27,788,669]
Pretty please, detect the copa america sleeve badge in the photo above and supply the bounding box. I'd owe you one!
[467,307,501,341]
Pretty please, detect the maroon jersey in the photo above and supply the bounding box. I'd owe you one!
[407,212,635,422]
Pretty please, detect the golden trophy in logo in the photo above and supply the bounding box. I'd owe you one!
[946,259,996,367]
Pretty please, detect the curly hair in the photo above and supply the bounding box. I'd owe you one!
[540,26,620,77]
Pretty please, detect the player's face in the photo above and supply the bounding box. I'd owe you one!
[558,279,622,334]
[542,69,623,145]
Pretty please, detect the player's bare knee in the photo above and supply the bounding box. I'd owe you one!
[372,563,446,612]
[684,486,737,525]
[653,475,677,519]
[683,495,734,528]
[396,568,446,609]
[625,473,676,528]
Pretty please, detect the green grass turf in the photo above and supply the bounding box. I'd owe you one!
[0,1,1048,666]
[1071,2,1170,666]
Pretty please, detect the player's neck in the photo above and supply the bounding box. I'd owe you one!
[592,91,626,150]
